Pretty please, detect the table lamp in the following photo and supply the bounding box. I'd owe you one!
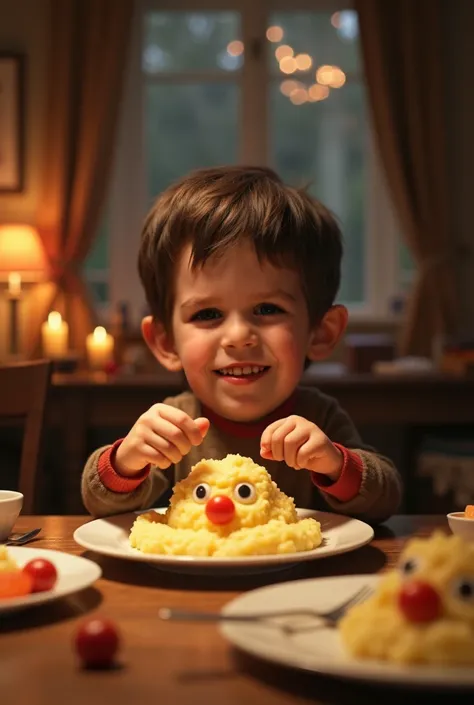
[0,224,47,356]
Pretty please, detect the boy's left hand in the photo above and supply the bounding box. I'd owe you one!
[260,415,343,481]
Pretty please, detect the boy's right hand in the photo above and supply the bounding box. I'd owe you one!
[115,404,210,477]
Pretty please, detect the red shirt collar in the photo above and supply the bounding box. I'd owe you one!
[202,393,296,439]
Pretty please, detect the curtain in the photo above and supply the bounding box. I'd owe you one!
[27,0,133,356]
[355,0,458,356]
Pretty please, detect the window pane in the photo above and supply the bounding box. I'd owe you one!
[146,83,238,200]
[143,12,242,74]
[268,10,360,77]
[270,80,367,304]
[83,216,109,306]
[84,225,108,272]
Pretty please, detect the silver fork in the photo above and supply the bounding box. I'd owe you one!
[159,584,373,632]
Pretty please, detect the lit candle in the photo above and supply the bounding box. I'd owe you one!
[86,326,114,370]
[41,311,69,359]
[8,272,21,298]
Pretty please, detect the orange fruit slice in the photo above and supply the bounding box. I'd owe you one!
[0,570,33,599]
[464,505,474,519]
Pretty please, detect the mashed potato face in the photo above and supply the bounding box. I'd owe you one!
[129,454,322,557]
[339,531,474,665]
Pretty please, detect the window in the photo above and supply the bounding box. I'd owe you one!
[85,0,413,326]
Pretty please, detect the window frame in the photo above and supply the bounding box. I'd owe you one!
[103,0,403,326]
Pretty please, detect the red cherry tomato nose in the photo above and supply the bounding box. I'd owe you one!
[205,495,235,525]
[398,580,442,623]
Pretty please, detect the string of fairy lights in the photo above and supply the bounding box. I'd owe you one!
[226,12,347,105]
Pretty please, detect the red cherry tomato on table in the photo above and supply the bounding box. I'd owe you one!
[205,495,235,525]
[398,580,441,623]
[75,617,120,668]
[22,558,58,593]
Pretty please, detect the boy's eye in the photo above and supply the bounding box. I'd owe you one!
[254,303,284,316]
[190,308,222,322]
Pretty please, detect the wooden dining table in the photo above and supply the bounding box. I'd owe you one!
[0,515,459,704]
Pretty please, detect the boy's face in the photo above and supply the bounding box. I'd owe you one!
[151,241,342,421]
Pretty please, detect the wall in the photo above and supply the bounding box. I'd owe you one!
[445,1,474,338]
[0,0,49,222]
[0,1,473,358]
[0,0,49,357]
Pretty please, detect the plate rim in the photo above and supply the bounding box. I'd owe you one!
[73,509,374,568]
[0,545,102,613]
[220,573,474,689]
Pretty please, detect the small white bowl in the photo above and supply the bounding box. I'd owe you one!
[447,511,474,542]
[0,491,23,541]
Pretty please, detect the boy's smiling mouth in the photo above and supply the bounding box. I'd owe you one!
[214,365,270,384]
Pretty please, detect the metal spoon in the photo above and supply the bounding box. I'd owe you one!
[4,528,41,546]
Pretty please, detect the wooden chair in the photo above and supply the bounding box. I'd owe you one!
[0,360,52,513]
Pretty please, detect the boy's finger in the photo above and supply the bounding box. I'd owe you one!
[260,418,286,448]
[260,446,274,460]
[269,434,285,462]
[282,437,298,469]
[194,417,210,440]
[156,406,203,446]
[265,418,297,462]
[139,443,172,469]
[282,428,309,468]
[143,429,184,463]
[148,418,191,455]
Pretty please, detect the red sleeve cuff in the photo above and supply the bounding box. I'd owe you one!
[98,439,151,493]
[311,443,363,502]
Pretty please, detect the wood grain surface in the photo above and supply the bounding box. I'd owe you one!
[0,515,455,705]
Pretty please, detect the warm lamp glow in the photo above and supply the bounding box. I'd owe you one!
[0,224,47,281]
[8,272,21,297]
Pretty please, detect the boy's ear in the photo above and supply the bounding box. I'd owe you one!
[306,305,348,361]
[141,316,183,371]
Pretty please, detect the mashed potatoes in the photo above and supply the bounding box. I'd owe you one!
[130,454,322,557]
[0,546,18,573]
[339,532,474,665]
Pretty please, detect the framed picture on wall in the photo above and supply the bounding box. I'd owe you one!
[0,54,24,192]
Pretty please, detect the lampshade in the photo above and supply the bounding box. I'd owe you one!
[0,224,47,281]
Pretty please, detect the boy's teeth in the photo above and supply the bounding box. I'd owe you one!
[219,366,265,376]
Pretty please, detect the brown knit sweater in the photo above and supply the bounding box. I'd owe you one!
[81,386,402,523]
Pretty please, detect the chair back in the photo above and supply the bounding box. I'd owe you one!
[0,360,52,513]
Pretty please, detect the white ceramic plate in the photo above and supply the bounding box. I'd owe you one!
[0,546,102,615]
[73,509,374,575]
[220,574,474,688]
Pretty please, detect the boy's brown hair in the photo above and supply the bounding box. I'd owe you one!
[138,165,343,330]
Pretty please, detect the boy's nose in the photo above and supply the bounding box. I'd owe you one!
[222,316,257,348]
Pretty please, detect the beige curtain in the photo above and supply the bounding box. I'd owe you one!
[27,0,133,356]
[355,0,458,356]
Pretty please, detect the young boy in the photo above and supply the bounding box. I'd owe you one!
[82,165,402,522]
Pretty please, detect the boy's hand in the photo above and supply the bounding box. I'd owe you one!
[115,404,210,477]
[260,415,343,481]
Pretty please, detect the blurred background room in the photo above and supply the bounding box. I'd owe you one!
[1,0,474,515]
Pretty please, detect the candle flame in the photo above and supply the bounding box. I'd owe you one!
[93,326,107,343]
[48,311,62,330]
